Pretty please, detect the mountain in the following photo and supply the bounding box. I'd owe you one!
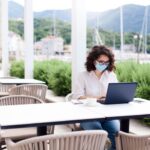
[87,4,150,33]
[8,1,71,22]
[8,1,24,18]
[34,10,71,22]
[8,1,150,33]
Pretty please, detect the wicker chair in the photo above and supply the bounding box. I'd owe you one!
[9,84,48,102]
[0,95,44,105]
[5,130,108,150]
[65,93,73,102]
[0,95,54,149]
[115,131,150,150]
[0,84,16,97]
[0,76,18,97]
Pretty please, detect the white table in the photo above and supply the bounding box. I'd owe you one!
[0,79,45,85]
[0,100,149,135]
[0,102,105,128]
[97,100,150,132]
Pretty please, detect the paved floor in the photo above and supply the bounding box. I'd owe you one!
[54,125,71,134]
[130,119,150,135]
[46,90,65,102]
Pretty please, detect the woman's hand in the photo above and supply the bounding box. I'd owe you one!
[97,96,106,102]
[79,96,105,100]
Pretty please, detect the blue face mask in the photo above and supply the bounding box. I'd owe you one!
[95,63,108,72]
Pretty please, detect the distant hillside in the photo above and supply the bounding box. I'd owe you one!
[88,4,150,33]
[8,1,24,18]
[8,1,71,21]
[8,1,150,33]
[34,10,71,22]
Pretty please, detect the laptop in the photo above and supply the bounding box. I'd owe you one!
[98,82,137,104]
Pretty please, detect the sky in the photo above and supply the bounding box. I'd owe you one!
[10,0,150,12]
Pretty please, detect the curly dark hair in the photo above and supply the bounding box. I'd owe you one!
[85,45,115,72]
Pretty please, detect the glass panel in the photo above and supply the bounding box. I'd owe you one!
[33,0,72,61]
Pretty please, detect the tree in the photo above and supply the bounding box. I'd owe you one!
[9,19,24,38]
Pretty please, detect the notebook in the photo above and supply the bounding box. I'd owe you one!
[98,82,137,104]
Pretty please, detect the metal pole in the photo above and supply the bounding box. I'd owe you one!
[120,6,124,53]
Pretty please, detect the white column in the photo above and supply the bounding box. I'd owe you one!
[24,0,33,78]
[1,0,9,76]
[71,0,86,91]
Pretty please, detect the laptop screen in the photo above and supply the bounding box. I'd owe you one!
[102,82,137,104]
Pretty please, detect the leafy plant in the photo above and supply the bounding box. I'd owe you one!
[34,60,52,85]
[132,63,150,85]
[48,62,71,96]
[116,60,138,82]
[10,60,24,78]
[136,83,150,100]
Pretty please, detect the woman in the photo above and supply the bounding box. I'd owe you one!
[73,45,120,150]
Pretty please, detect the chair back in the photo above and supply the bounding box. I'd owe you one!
[6,130,108,150]
[0,95,44,105]
[0,84,16,93]
[9,84,48,102]
[0,76,17,96]
[65,93,73,101]
[116,131,150,150]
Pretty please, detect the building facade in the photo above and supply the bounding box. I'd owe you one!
[41,36,64,56]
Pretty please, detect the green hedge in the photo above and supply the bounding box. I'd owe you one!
[47,62,71,96]
[10,60,71,96]
[116,61,150,100]
[10,60,24,78]
[10,60,150,99]
[10,60,150,98]
[116,60,138,82]
[34,60,63,87]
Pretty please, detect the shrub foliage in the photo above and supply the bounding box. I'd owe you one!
[10,59,71,96]
[10,60,150,99]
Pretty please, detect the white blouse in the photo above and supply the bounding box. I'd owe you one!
[73,70,118,99]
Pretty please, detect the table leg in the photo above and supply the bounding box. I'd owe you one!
[37,126,47,136]
[120,119,129,133]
